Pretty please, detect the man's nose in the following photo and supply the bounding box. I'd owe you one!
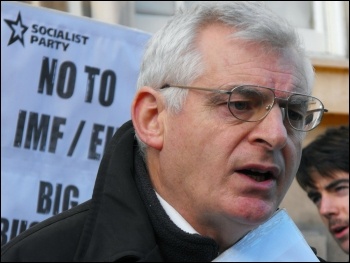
[253,104,288,150]
[319,195,338,218]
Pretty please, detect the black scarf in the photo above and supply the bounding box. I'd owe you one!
[134,151,219,262]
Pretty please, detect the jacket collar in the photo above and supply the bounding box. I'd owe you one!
[75,120,162,261]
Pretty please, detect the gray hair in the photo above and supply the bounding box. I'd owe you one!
[135,1,314,154]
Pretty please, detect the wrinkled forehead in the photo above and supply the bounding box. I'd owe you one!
[257,46,313,94]
[280,48,313,94]
[196,24,314,93]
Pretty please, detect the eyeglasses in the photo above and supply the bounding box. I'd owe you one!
[160,84,328,132]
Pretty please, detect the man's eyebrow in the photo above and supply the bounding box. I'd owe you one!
[325,178,349,191]
[207,92,228,103]
[306,179,349,197]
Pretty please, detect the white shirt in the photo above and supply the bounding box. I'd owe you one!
[155,191,199,234]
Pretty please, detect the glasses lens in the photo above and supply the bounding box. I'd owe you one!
[287,95,324,131]
[228,86,274,122]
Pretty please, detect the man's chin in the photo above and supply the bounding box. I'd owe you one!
[336,237,349,255]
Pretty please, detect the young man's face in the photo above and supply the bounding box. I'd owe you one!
[306,171,349,254]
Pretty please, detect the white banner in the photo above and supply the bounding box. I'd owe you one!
[1,1,151,245]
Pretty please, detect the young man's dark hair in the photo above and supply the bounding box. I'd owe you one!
[297,126,349,189]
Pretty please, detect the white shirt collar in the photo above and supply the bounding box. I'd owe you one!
[155,191,199,234]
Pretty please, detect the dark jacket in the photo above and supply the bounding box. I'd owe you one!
[1,120,163,262]
[1,120,326,262]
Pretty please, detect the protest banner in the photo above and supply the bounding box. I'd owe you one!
[1,1,151,245]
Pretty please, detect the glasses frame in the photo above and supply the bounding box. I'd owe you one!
[160,84,328,132]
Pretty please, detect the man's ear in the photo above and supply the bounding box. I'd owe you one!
[131,86,164,150]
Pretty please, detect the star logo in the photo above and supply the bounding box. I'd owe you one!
[4,12,29,47]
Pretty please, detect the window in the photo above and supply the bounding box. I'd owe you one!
[266,1,348,57]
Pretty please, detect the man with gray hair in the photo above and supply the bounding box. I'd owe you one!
[2,2,327,261]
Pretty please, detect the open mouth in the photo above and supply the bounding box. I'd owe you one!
[333,226,347,235]
[334,226,346,233]
[238,169,273,182]
[330,223,349,239]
